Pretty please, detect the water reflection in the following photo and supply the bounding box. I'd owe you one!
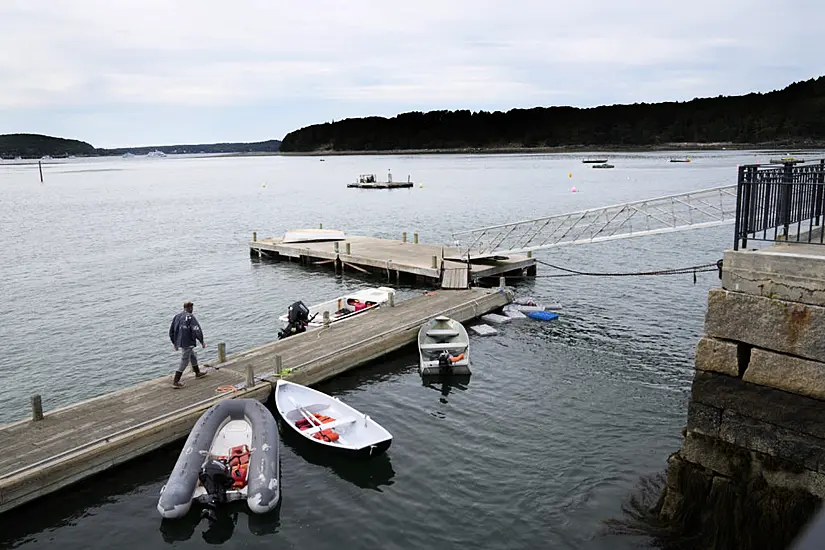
[422,374,472,404]
[158,500,281,544]
[280,430,396,491]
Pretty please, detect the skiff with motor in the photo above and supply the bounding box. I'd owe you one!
[417,316,471,376]
[157,399,280,519]
[274,380,393,457]
[277,286,395,338]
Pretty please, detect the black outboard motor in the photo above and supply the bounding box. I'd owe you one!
[278,301,311,340]
[199,458,234,521]
[438,350,452,373]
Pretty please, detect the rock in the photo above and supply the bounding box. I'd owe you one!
[744,348,825,401]
[695,336,740,377]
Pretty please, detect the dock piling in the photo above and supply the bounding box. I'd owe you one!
[389,293,395,307]
[527,251,532,258]
[402,232,407,243]
[431,255,438,269]
[246,365,255,387]
[217,342,226,363]
[345,242,351,255]
[275,354,282,375]
[499,276,506,288]
[31,395,43,421]
[414,232,419,244]
[323,310,330,327]
[253,231,257,242]
[319,223,323,229]
[334,241,339,253]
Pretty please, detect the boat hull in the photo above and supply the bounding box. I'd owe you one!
[157,399,280,519]
[274,380,392,457]
[417,316,471,376]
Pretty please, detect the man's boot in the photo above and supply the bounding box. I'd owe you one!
[193,365,207,379]
[172,371,185,388]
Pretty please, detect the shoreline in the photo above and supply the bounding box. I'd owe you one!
[275,142,825,157]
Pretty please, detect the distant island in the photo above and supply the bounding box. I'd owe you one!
[0,135,281,159]
[279,76,825,153]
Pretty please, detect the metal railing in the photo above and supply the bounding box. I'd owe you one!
[734,160,825,250]
[450,185,738,259]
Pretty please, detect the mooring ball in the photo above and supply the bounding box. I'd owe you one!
[571,186,577,193]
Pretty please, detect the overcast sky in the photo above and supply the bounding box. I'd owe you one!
[1,0,823,148]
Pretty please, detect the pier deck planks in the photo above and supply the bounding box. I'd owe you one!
[0,288,510,514]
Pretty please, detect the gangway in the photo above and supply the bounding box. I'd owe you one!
[448,185,738,260]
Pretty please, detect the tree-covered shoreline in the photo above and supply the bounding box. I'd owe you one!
[280,77,825,153]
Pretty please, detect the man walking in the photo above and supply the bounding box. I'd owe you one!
[169,301,207,388]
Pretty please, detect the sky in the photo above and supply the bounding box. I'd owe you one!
[1,0,823,148]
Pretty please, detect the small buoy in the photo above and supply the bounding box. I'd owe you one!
[568,173,572,178]
[419,183,423,188]
[262,183,266,188]
[571,186,577,193]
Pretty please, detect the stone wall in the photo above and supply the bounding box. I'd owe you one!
[657,246,825,549]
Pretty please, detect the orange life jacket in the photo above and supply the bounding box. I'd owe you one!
[313,428,340,442]
[227,444,251,488]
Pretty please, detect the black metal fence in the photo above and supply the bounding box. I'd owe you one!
[734,159,825,250]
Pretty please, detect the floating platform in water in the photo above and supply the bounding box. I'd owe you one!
[469,324,498,336]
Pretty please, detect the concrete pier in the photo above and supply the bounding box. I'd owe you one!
[658,244,825,548]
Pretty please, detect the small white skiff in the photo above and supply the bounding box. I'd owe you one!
[274,380,392,457]
[278,286,395,331]
[417,316,471,376]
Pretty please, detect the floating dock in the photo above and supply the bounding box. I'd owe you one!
[0,288,511,514]
[347,181,413,189]
[249,234,536,289]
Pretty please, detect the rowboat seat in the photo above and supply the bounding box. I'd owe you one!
[426,329,460,338]
[302,416,357,435]
[420,343,467,351]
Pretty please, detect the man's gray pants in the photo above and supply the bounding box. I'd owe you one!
[178,346,199,373]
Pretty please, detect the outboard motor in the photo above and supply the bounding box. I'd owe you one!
[199,458,234,521]
[438,350,452,373]
[278,301,311,340]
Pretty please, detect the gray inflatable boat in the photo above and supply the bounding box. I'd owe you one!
[157,398,280,519]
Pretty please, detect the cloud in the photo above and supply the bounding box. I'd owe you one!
[1,0,823,145]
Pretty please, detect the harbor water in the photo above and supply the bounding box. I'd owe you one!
[0,150,805,548]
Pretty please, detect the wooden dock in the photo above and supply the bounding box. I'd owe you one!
[249,234,535,289]
[0,288,511,514]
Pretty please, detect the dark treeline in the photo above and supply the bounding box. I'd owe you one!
[0,133,96,159]
[103,140,281,156]
[280,76,825,152]
[0,135,281,159]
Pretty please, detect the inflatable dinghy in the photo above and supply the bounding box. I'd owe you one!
[157,398,280,519]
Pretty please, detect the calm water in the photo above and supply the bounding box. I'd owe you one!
[0,150,809,548]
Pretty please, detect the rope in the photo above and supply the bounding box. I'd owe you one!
[532,259,722,279]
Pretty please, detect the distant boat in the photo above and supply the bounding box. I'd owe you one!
[582,158,608,164]
[669,158,691,163]
[592,163,614,169]
[769,156,802,164]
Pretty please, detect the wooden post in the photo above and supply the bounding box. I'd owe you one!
[323,310,330,327]
[389,293,395,307]
[414,232,419,244]
[217,342,226,363]
[32,395,43,421]
[499,276,506,288]
[345,242,351,255]
[275,354,283,375]
[334,241,339,253]
[527,251,532,258]
[38,161,43,183]
[319,223,323,229]
[402,232,407,243]
[431,255,438,269]
[253,231,257,242]
[246,365,255,387]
